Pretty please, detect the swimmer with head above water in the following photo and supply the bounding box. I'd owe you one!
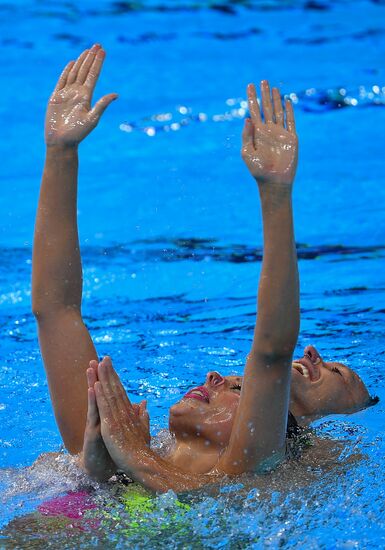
[32,44,376,492]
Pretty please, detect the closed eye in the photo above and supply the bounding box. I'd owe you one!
[332,367,343,377]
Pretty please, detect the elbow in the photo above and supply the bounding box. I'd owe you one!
[31,282,51,319]
[31,293,53,321]
[252,323,299,360]
[32,298,43,320]
[32,288,80,321]
[32,301,44,320]
[250,340,296,363]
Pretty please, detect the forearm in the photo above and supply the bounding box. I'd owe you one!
[121,449,214,494]
[32,145,82,315]
[253,184,299,357]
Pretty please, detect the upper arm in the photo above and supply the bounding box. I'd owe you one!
[36,308,98,454]
[217,351,292,475]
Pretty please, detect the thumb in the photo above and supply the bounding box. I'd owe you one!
[89,93,118,121]
[242,118,255,149]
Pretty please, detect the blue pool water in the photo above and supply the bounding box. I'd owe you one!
[1,0,385,546]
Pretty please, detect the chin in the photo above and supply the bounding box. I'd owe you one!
[170,398,208,416]
[169,401,197,433]
[169,402,186,417]
[169,399,212,436]
[289,393,314,419]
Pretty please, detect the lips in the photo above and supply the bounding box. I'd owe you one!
[292,361,310,378]
[292,357,321,382]
[183,385,210,403]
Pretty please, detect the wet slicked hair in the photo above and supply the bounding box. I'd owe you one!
[366,395,380,407]
[286,411,301,439]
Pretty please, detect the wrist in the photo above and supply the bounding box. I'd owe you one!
[118,445,152,478]
[255,177,294,191]
[258,185,294,215]
[45,143,78,160]
[258,181,293,201]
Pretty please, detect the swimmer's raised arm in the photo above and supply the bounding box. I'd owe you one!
[32,45,117,454]
[217,81,300,474]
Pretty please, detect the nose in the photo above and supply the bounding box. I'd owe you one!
[206,371,225,387]
[304,345,321,364]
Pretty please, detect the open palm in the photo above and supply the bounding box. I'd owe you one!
[242,81,298,186]
[45,45,117,147]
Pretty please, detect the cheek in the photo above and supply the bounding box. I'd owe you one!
[313,379,351,413]
[290,375,315,408]
[290,372,306,398]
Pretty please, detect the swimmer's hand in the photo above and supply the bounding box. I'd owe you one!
[242,81,298,187]
[82,357,150,481]
[45,44,117,148]
[81,359,117,481]
[93,357,151,474]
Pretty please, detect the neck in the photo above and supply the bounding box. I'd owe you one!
[289,402,316,426]
[166,437,223,474]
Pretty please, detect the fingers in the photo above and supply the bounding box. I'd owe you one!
[139,400,148,417]
[260,80,274,124]
[86,387,100,427]
[86,360,102,426]
[247,83,261,127]
[77,44,101,85]
[97,356,132,416]
[53,60,75,94]
[241,118,255,159]
[138,400,150,444]
[285,99,296,134]
[272,87,284,127]
[132,401,148,419]
[66,49,89,85]
[89,93,118,121]
[54,44,107,95]
[84,48,106,98]
[97,357,118,401]
[87,362,98,389]
[249,80,295,133]
[94,381,113,425]
[242,118,255,149]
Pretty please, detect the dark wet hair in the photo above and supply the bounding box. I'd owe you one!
[366,395,380,407]
[286,411,301,439]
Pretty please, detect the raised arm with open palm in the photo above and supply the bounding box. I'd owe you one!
[33,45,117,460]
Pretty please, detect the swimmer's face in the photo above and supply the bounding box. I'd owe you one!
[169,345,372,444]
[169,372,242,448]
[289,345,371,422]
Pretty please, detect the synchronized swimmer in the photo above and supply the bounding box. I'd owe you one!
[32,44,376,493]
